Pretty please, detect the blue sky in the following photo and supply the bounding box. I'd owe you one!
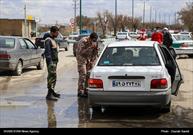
[0,0,192,25]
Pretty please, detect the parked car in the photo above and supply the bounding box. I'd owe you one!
[67,32,79,44]
[88,41,183,113]
[35,32,69,51]
[180,32,192,39]
[128,32,140,39]
[171,34,193,57]
[0,36,45,76]
[116,32,131,40]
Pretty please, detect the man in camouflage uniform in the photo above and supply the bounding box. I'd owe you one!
[44,26,61,101]
[76,32,99,97]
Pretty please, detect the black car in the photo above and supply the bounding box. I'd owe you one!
[35,32,69,51]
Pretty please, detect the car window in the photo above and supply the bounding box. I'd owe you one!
[18,39,27,49]
[157,45,166,65]
[118,33,127,35]
[57,33,63,39]
[98,46,161,66]
[160,47,176,67]
[160,47,178,83]
[24,39,35,49]
[0,37,15,48]
[180,34,192,40]
[173,34,192,41]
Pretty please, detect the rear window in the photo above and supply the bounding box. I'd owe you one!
[98,46,161,66]
[118,33,127,35]
[0,37,15,48]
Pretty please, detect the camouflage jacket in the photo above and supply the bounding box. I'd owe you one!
[76,37,98,62]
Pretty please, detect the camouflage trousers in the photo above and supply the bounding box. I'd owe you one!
[77,59,94,92]
[47,61,58,90]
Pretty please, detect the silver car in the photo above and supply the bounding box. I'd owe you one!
[88,41,183,113]
[0,36,45,76]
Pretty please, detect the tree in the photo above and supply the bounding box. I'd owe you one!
[178,2,193,32]
[97,12,107,38]
[76,16,94,30]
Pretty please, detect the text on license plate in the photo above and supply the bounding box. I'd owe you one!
[112,80,141,87]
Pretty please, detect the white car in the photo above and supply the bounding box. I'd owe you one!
[180,32,192,39]
[88,41,183,113]
[171,34,193,57]
[128,32,140,39]
[116,32,131,40]
[67,33,79,44]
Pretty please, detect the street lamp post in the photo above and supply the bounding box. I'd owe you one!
[132,0,134,31]
[155,9,157,23]
[24,3,27,37]
[114,0,117,36]
[150,6,152,23]
[73,0,78,32]
[142,0,149,26]
[0,0,2,18]
[79,0,82,34]
[143,0,146,26]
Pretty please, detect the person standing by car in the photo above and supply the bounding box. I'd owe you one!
[163,27,173,49]
[76,32,99,97]
[138,32,147,41]
[44,26,61,101]
[151,27,163,45]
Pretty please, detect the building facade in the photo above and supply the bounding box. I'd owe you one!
[0,19,36,37]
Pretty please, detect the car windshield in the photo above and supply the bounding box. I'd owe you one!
[75,35,89,41]
[0,37,15,48]
[72,32,79,35]
[98,46,161,66]
[173,34,193,40]
[118,33,127,35]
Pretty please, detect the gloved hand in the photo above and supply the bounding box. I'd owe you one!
[48,63,57,74]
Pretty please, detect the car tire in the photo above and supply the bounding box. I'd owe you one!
[37,57,44,70]
[65,47,68,51]
[188,54,193,58]
[14,60,23,76]
[73,52,76,57]
[92,106,101,112]
[161,101,171,113]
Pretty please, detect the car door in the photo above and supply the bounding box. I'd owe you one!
[18,38,31,67]
[160,46,183,96]
[24,39,40,65]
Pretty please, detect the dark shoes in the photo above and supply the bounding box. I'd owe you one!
[46,89,61,101]
[52,91,61,98]
[78,90,88,98]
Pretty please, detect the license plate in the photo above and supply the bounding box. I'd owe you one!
[112,80,141,87]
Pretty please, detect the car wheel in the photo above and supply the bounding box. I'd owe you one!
[14,60,23,76]
[92,106,102,112]
[65,47,68,51]
[188,54,193,58]
[161,101,171,113]
[37,57,44,70]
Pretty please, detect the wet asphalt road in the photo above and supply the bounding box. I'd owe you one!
[0,46,193,128]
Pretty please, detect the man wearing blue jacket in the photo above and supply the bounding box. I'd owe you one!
[44,26,60,101]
